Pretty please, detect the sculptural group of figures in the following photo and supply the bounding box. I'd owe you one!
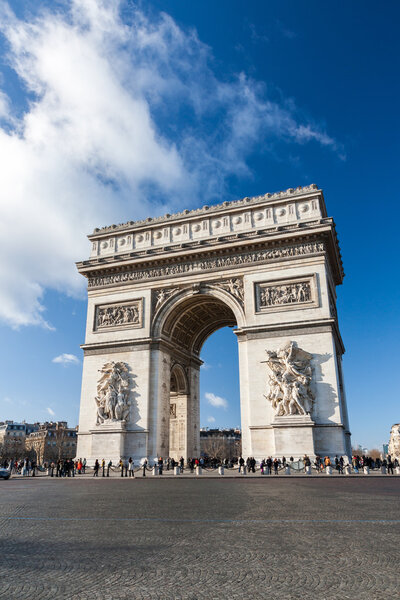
[97,304,139,327]
[95,362,131,424]
[260,282,311,307]
[265,342,314,416]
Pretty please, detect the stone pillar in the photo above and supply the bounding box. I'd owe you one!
[148,348,171,461]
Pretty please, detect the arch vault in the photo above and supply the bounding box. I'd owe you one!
[76,185,351,464]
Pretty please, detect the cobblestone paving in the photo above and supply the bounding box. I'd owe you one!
[0,478,399,599]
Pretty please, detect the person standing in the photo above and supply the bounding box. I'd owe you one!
[142,458,147,476]
[128,457,134,477]
[158,457,163,475]
[119,458,124,477]
[102,459,105,477]
[273,458,279,475]
[82,458,87,474]
[387,456,394,475]
[179,456,184,473]
[238,456,245,473]
[107,460,112,477]
[93,459,99,477]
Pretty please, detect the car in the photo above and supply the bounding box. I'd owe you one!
[0,467,11,480]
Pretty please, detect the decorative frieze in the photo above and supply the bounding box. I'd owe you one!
[255,274,318,313]
[88,242,325,289]
[94,299,143,331]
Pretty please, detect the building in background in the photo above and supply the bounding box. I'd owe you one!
[25,422,77,464]
[200,428,241,460]
[0,421,40,461]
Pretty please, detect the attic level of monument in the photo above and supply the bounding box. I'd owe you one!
[76,184,351,465]
[77,185,344,288]
[91,183,324,235]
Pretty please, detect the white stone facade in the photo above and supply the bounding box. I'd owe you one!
[76,184,351,464]
[388,424,400,461]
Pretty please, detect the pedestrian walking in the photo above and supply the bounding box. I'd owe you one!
[102,459,105,477]
[142,458,147,476]
[107,460,112,477]
[93,459,99,477]
[128,457,134,477]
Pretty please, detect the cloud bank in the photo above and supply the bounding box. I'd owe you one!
[0,0,340,328]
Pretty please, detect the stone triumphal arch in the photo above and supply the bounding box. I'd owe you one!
[76,184,351,464]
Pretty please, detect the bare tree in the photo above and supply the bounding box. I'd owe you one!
[202,436,227,460]
[201,435,241,461]
[369,448,382,459]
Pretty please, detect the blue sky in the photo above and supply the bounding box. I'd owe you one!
[0,1,398,450]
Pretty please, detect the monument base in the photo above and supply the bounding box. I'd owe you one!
[272,415,315,459]
[88,421,127,465]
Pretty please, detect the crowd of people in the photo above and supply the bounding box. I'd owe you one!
[1,454,399,476]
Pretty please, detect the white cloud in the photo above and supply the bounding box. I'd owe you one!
[52,353,80,365]
[205,392,228,410]
[0,1,341,328]
[207,416,216,423]
[3,396,12,404]
[46,407,55,417]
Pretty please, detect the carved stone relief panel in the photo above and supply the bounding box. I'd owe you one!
[255,274,318,313]
[95,361,132,424]
[263,341,314,417]
[94,299,143,331]
[153,288,179,312]
[212,278,244,306]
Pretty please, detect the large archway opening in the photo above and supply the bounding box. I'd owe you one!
[156,289,243,460]
[199,326,241,462]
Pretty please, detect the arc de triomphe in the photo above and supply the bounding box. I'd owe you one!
[76,184,351,464]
